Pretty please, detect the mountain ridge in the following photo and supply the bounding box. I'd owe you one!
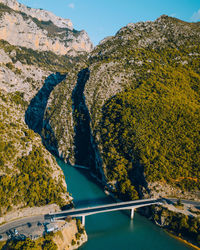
[0,0,73,29]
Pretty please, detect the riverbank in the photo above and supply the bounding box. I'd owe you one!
[143,205,200,250]
[167,231,200,250]
[85,166,200,250]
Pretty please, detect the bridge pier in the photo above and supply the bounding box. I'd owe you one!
[131,208,135,219]
[82,215,85,226]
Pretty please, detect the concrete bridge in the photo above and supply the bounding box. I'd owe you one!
[48,198,163,226]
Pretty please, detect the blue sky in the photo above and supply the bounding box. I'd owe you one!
[19,0,200,45]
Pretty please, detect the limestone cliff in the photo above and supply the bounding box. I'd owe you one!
[0,0,73,29]
[0,0,93,55]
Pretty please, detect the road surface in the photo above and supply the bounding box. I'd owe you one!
[164,198,200,207]
[0,215,48,241]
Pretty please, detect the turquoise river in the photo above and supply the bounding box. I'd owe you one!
[57,159,192,250]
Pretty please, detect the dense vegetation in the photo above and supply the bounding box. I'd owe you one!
[1,233,57,250]
[99,61,200,196]
[77,17,200,198]
[86,16,200,130]
[0,91,67,214]
[0,146,66,213]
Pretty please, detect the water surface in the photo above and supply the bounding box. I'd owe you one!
[58,159,191,250]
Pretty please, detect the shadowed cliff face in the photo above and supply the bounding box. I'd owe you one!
[25,72,66,155]
[25,72,66,134]
[72,68,93,166]
[72,68,105,180]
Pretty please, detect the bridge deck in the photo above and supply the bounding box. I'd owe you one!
[50,198,163,219]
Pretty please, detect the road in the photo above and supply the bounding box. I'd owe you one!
[165,198,200,207]
[0,199,162,241]
[0,215,49,241]
[0,197,199,241]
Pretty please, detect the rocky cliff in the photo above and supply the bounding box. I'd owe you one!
[0,0,73,29]
[0,0,93,55]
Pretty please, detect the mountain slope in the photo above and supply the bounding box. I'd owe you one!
[1,0,73,29]
[85,16,200,199]
[45,15,200,200]
[0,89,69,219]
[0,0,86,218]
[0,39,76,217]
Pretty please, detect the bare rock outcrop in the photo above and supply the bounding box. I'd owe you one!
[53,220,87,250]
[0,0,73,29]
[0,0,93,55]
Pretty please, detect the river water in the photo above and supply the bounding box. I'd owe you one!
[57,159,191,250]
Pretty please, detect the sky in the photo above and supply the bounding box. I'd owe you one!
[18,0,200,45]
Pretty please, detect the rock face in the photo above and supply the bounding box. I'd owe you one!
[53,220,87,250]
[0,0,93,55]
[0,0,73,29]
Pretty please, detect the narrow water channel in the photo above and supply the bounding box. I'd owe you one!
[57,159,191,250]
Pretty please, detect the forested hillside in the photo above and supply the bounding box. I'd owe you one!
[81,16,200,199]
[0,90,68,216]
[99,63,200,199]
